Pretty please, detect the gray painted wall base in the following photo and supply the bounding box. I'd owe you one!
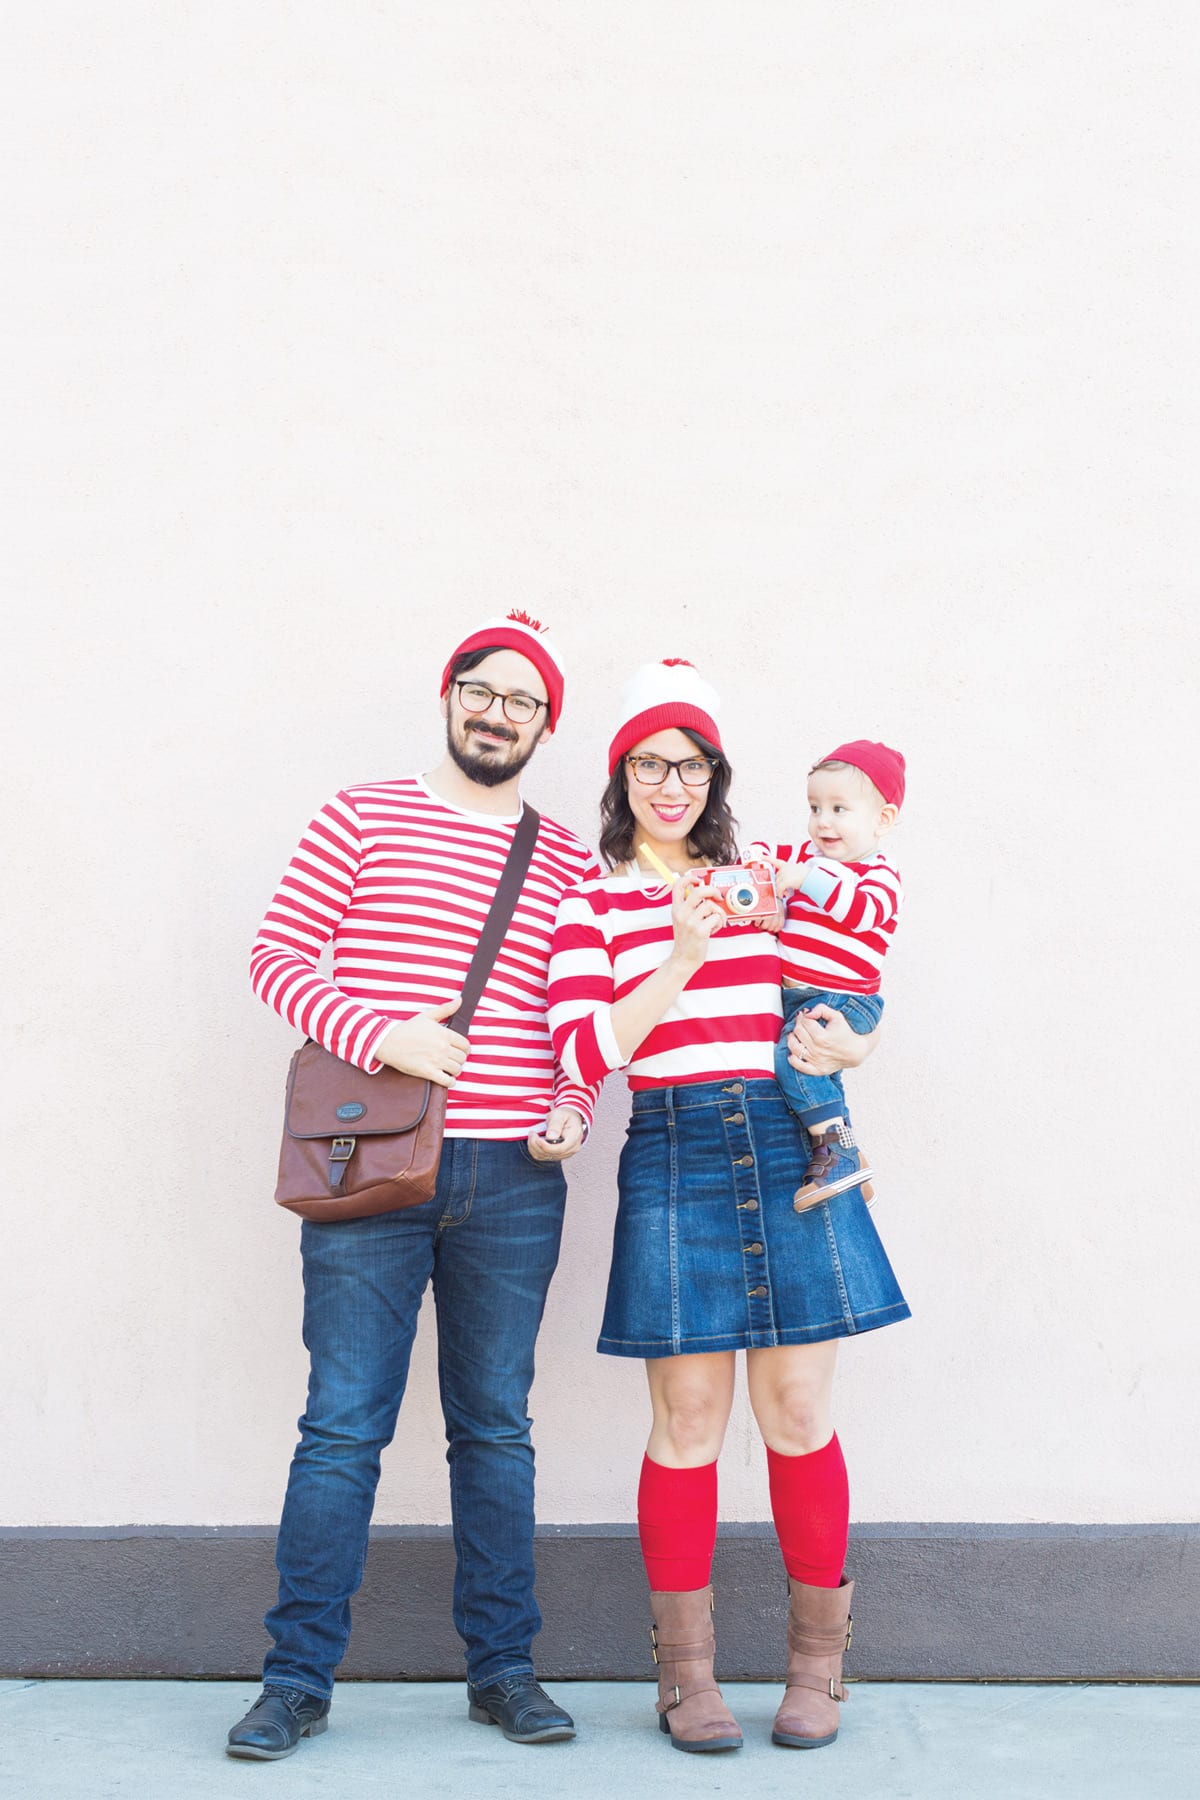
[2,1524,1196,1681]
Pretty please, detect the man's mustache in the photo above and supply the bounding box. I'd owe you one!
[466,722,518,746]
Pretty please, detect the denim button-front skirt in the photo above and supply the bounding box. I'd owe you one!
[598,1077,911,1359]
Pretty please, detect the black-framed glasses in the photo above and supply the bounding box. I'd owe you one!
[454,680,548,725]
[625,753,718,787]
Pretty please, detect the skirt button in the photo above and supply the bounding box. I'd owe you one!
[745,1241,764,1255]
[738,1197,759,1212]
[736,1154,754,1167]
[748,1285,768,1298]
[727,1111,745,1124]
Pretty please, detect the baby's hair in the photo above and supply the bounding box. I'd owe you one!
[808,759,886,801]
[810,757,867,781]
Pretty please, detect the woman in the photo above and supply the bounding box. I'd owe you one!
[548,659,910,1754]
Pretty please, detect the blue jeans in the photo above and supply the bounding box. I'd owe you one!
[774,985,885,1129]
[263,1136,568,1698]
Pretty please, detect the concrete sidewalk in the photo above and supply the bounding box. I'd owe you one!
[2,1678,1197,1800]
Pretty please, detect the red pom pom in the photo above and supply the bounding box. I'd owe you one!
[507,608,548,634]
[661,657,694,668]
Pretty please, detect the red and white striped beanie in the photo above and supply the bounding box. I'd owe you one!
[440,610,566,726]
[607,659,724,775]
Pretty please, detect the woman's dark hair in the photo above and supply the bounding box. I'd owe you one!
[599,730,739,870]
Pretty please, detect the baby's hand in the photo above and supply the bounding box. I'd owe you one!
[770,858,808,896]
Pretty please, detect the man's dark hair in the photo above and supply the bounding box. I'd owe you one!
[446,644,504,686]
[598,730,739,870]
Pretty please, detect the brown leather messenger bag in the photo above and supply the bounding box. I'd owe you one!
[274,805,541,1223]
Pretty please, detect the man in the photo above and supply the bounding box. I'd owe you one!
[228,612,597,1760]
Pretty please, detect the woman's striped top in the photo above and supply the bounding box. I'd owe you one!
[548,868,785,1090]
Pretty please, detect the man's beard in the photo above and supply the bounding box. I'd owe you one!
[446,715,543,788]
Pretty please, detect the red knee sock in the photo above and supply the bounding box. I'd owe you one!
[637,1455,718,1591]
[766,1434,850,1589]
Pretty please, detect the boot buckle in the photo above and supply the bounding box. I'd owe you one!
[649,1623,659,1665]
[663,1685,681,1712]
[845,1612,854,1651]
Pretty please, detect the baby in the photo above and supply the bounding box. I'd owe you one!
[755,739,904,1210]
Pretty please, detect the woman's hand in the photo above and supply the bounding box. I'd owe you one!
[669,877,725,969]
[525,1107,586,1162]
[376,1000,470,1086]
[607,874,724,1064]
[787,1004,879,1078]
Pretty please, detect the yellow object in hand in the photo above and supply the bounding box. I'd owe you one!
[637,841,678,884]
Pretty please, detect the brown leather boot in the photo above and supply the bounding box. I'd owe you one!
[649,1586,743,1753]
[771,1575,853,1748]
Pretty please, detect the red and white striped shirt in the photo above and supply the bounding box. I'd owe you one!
[250,777,601,1138]
[548,871,785,1090]
[747,838,902,995]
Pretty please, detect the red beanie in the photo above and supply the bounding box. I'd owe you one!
[440,610,566,726]
[607,659,724,775]
[818,739,906,808]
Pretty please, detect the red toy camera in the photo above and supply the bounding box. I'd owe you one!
[691,860,779,924]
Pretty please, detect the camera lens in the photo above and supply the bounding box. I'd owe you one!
[728,884,757,912]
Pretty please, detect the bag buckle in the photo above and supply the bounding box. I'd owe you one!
[328,1137,356,1193]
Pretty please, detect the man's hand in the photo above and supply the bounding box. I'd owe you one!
[525,1107,586,1163]
[376,1000,469,1086]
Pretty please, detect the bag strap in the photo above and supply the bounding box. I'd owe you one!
[449,805,541,1033]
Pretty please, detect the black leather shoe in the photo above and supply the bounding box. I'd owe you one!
[226,1686,331,1760]
[467,1675,576,1743]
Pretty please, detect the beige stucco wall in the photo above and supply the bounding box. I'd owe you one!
[4,4,1197,1530]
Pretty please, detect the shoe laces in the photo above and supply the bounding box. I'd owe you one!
[483,1673,539,1698]
[263,1685,311,1713]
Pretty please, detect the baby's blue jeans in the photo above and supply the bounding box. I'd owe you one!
[774,984,885,1129]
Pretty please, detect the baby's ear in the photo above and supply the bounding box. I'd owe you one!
[877,803,900,836]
